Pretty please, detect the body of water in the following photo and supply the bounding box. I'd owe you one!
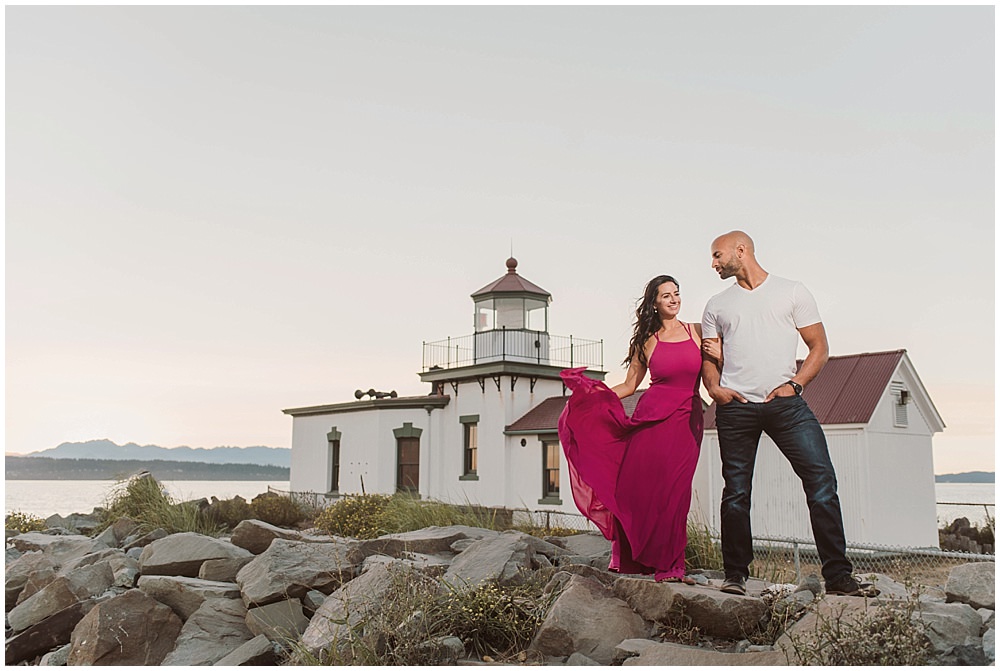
[3,480,994,527]
[4,480,290,518]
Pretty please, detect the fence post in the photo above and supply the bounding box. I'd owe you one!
[793,540,801,583]
[447,336,451,368]
[569,335,574,367]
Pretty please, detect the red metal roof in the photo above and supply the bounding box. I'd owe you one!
[505,396,568,433]
[471,257,551,299]
[704,350,906,428]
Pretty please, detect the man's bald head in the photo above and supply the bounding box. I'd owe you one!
[712,230,755,256]
[710,230,759,281]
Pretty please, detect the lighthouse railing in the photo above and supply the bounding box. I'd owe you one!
[422,330,603,371]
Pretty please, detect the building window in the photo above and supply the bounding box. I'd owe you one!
[891,381,909,428]
[327,428,342,494]
[393,423,422,494]
[459,414,479,481]
[539,440,562,504]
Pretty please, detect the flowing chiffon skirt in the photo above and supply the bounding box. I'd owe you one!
[558,355,703,579]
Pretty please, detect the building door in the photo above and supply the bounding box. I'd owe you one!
[397,436,420,493]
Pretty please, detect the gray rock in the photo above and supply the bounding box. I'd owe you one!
[68,589,183,665]
[110,517,140,543]
[794,573,822,597]
[213,634,279,666]
[984,626,995,664]
[301,589,327,616]
[7,562,114,633]
[8,533,109,567]
[775,589,815,617]
[566,651,601,665]
[553,563,618,588]
[92,525,118,549]
[236,538,362,607]
[59,547,123,574]
[530,574,648,664]
[300,562,420,657]
[621,640,788,666]
[363,525,500,556]
[161,598,254,665]
[12,557,59,607]
[557,532,611,558]
[107,553,140,588]
[775,596,877,657]
[945,561,995,610]
[199,556,254,582]
[245,598,310,643]
[44,513,101,534]
[613,638,664,664]
[137,575,242,620]
[450,538,477,553]
[614,576,768,640]
[122,527,169,551]
[978,607,995,631]
[139,532,253,577]
[412,635,466,663]
[914,600,983,654]
[4,599,98,665]
[867,573,911,600]
[442,532,536,590]
[362,551,451,575]
[39,643,71,666]
[230,519,304,554]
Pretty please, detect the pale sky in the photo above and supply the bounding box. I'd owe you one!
[6,6,994,475]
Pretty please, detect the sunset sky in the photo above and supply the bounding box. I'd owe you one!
[6,6,994,475]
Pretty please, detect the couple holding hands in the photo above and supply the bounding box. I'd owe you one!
[558,230,877,598]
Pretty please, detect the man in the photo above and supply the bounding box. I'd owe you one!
[700,231,875,597]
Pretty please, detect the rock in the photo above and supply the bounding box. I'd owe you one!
[107,553,140,588]
[4,599,97,665]
[137,575,242,620]
[122,527,168,551]
[236,538,361,607]
[412,635,466,663]
[92,526,118,549]
[362,551,451,575]
[613,577,768,640]
[230,519,304,554]
[213,633,279,666]
[984,626,995,664]
[978,607,995,631]
[566,651,601,665]
[300,562,419,657]
[362,525,500,557]
[14,561,59,607]
[945,561,995,610]
[613,638,663,663]
[7,562,114,633]
[139,532,253,577]
[8,533,109,567]
[301,589,327,616]
[245,599,310,642]
[6,552,57,608]
[557,532,611,559]
[794,573,822,597]
[774,596,874,657]
[867,573,910,600]
[67,589,183,665]
[59,547,123,574]
[442,532,537,590]
[775,589,815,617]
[199,556,254,582]
[620,640,788,666]
[110,517,140,543]
[161,598,254,665]
[913,600,983,655]
[530,574,648,664]
[553,563,619,588]
[44,513,101,535]
[39,643,71,666]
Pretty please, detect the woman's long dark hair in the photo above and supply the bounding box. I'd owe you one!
[622,275,680,368]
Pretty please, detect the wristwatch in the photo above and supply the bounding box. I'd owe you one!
[786,380,803,395]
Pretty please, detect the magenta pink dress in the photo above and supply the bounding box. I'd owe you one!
[558,324,704,580]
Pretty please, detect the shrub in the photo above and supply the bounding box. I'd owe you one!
[97,472,221,536]
[5,510,47,533]
[786,593,932,665]
[313,494,392,539]
[250,493,308,528]
[206,496,253,529]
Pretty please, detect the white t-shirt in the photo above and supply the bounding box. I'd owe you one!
[701,274,821,403]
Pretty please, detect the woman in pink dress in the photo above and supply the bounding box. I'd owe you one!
[558,275,715,582]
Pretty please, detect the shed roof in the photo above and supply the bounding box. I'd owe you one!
[505,396,567,433]
[704,349,907,428]
[471,257,551,299]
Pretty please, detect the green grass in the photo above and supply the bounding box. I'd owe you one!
[97,473,222,536]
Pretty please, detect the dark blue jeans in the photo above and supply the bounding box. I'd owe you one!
[715,395,853,582]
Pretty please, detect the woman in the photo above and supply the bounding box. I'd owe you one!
[558,275,717,582]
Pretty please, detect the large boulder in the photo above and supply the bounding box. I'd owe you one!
[137,575,242,620]
[236,538,361,607]
[246,599,311,643]
[199,556,254,582]
[945,561,995,610]
[7,562,114,633]
[530,574,649,664]
[299,562,418,657]
[443,531,545,589]
[8,533,109,567]
[358,525,501,557]
[161,598,254,665]
[613,577,768,640]
[6,551,59,608]
[230,519,304,554]
[139,532,253,577]
[775,596,876,659]
[914,600,984,656]
[4,599,98,665]
[67,589,183,665]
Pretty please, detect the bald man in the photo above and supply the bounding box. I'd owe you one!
[700,231,876,597]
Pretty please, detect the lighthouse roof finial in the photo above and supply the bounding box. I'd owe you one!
[506,256,517,273]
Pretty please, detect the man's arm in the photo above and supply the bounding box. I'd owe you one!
[764,322,829,401]
[701,338,747,405]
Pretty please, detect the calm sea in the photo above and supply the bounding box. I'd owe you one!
[3,480,995,526]
[3,480,290,518]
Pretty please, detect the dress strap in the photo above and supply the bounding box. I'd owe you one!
[681,321,693,340]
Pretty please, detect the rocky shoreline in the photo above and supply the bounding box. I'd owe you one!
[5,511,996,666]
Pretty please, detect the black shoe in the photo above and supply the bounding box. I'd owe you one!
[825,574,880,597]
[720,575,747,596]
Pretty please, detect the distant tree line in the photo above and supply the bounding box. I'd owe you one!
[5,456,289,481]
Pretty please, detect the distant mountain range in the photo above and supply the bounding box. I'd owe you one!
[935,471,994,483]
[19,439,290,467]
